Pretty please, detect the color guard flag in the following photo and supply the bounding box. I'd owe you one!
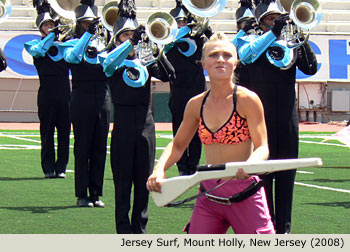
[323,125,350,147]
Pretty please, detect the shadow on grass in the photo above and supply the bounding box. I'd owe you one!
[0,205,80,214]
[305,201,350,209]
[0,177,46,181]
[319,166,350,169]
[301,178,350,183]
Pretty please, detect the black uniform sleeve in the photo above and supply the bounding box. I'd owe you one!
[148,53,176,83]
[295,42,318,75]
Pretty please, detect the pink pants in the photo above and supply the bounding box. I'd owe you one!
[186,176,275,234]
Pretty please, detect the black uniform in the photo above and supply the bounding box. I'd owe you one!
[106,50,173,233]
[69,61,111,199]
[60,26,111,200]
[166,31,207,175]
[237,42,317,233]
[27,38,71,176]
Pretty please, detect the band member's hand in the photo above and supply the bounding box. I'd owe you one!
[242,18,257,33]
[204,25,213,38]
[88,18,100,34]
[146,170,165,192]
[271,13,289,37]
[130,25,146,45]
[186,21,196,29]
[235,168,250,180]
[52,26,61,36]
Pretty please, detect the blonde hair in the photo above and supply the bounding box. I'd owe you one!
[201,32,237,60]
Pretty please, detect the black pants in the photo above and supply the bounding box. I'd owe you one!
[38,101,70,175]
[260,169,296,234]
[71,93,110,198]
[261,104,299,234]
[169,88,202,175]
[172,108,202,175]
[111,106,155,234]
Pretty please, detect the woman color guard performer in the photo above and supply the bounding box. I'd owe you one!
[24,1,71,179]
[60,0,111,208]
[99,0,175,233]
[147,32,275,234]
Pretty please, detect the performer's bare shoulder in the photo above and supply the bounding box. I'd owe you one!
[236,85,264,119]
[183,90,210,121]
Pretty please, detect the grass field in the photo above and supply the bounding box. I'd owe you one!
[0,129,349,234]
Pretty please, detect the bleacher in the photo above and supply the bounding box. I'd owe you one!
[1,0,350,34]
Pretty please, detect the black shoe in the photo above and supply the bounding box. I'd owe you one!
[44,173,56,179]
[77,197,93,207]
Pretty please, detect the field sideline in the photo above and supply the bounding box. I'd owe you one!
[0,122,349,234]
[0,122,347,132]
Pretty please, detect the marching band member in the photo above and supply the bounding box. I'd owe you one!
[164,0,212,176]
[233,0,257,90]
[147,32,275,234]
[234,0,318,233]
[99,0,175,233]
[60,0,111,208]
[24,1,71,179]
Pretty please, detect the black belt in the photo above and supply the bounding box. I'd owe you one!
[200,178,264,205]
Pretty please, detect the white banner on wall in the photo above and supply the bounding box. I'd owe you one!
[1,31,350,81]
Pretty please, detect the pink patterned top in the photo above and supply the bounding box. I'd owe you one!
[198,86,251,145]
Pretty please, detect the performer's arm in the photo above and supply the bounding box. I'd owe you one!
[232,29,246,48]
[63,32,92,63]
[164,25,191,54]
[149,52,176,83]
[24,32,55,58]
[296,41,318,75]
[101,40,134,77]
[147,95,201,192]
[237,31,277,64]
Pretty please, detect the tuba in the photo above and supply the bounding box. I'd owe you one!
[137,11,178,66]
[47,0,79,20]
[145,12,178,45]
[48,0,118,51]
[267,0,322,69]
[47,0,79,40]
[182,0,227,36]
[0,0,11,23]
[101,0,120,32]
[90,1,121,52]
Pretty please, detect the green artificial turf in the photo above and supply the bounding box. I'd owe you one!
[0,130,349,234]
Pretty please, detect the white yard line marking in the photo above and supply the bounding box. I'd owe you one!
[0,134,40,137]
[297,171,314,174]
[0,145,41,150]
[0,132,41,144]
[299,135,333,138]
[299,140,347,148]
[0,133,111,151]
[295,182,350,194]
[156,134,173,139]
